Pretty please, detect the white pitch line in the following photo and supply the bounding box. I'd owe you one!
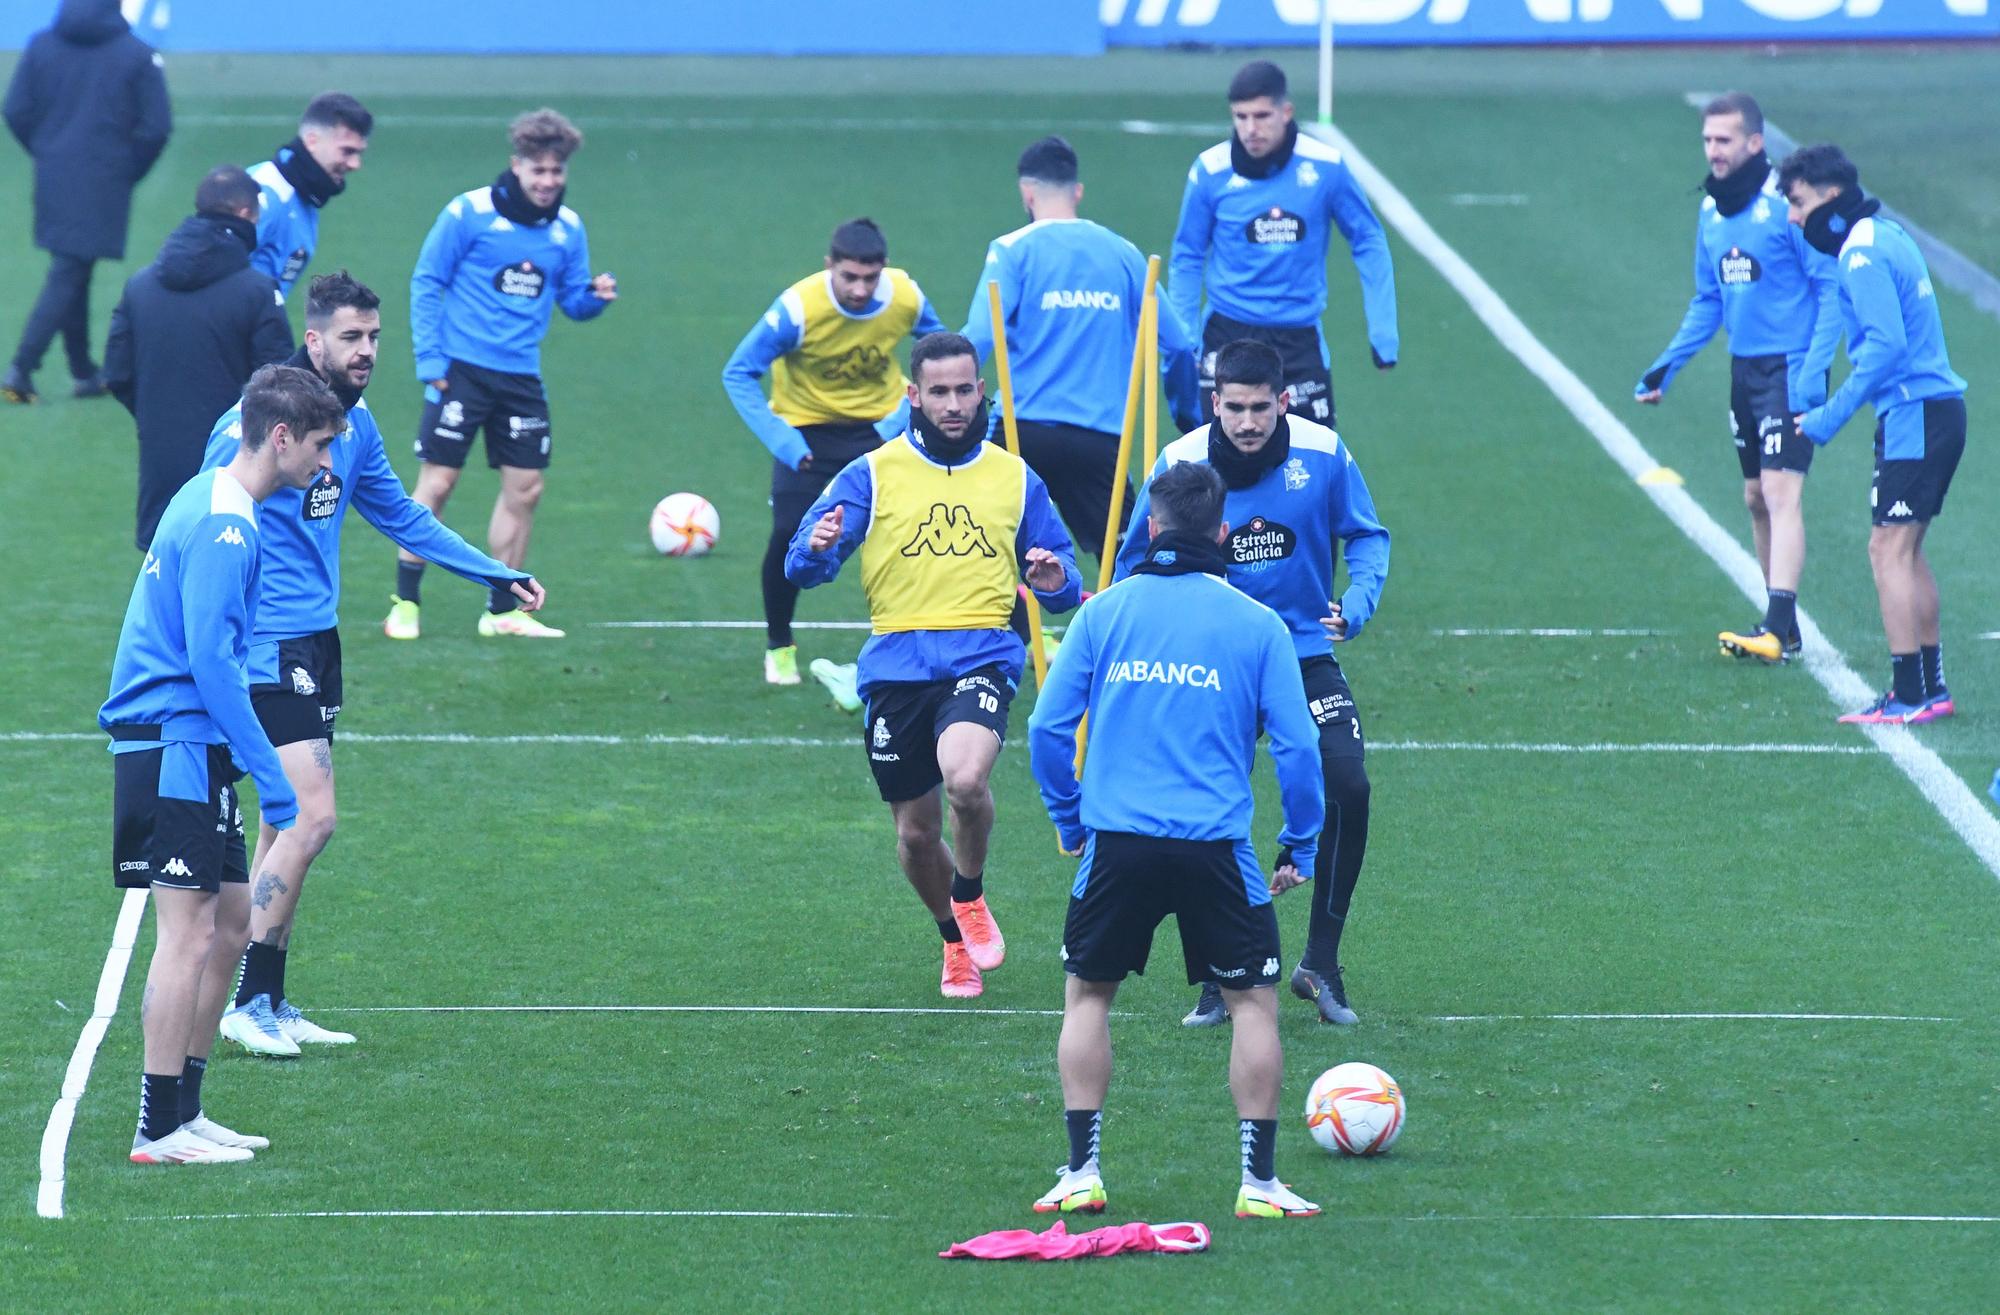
[595,620,874,631]
[320,1004,1076,1017]
[38,888,149,1220]
[1434,1012,1956,1023]
[173,112,1216,139]
[1312,122,2000,884]
[143,1209,866,1221]
[1431,627,1669,637]
[1584,1213,2000,1224]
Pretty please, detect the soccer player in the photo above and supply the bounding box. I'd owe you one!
[1029,460,1326,1219]
[249,92,373,303]
[1783,145,1968,725]
[962,136,1200,570]
[101,364,344,1162]
[1170,60,1397,429]
[389,107,614,641]
[203,272,545,1057]
[1635,93,1840,665]
[1114,340,1388,1027]
[786,333,1081,999]
[724,217,946,698]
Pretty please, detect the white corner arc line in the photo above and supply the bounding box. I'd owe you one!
[1309,123,2000,884]
[142,1209,868,1221]
[38,888,149,1219]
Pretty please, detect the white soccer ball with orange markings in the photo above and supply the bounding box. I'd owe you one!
[649,492,720,557]
[1305,1062,1405,1156]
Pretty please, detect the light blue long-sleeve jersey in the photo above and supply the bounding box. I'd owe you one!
[410,186,606,381]
[1113,417,1389,658]
[1801,215,1966,454]
[961,217,1199,434]
[248,152,318,300]
[99,468,298,828]
[1169,132,1398,362]
[782,433,1082,696]
[1639,173,1841,411]
[202,392,526,651]
[1028,558,1324,884]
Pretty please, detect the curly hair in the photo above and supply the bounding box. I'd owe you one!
[509,108,584,162]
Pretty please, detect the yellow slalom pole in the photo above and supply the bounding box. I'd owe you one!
[1141,287,1160,475]
[987,279,1049,691]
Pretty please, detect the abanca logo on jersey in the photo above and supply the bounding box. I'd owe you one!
[493,260,547,299]
[1246,208,1306,246]
[1104,658,1222,690]
[1039,289,1121,311]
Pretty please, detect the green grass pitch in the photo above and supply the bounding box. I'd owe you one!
[2,42,1998,1311]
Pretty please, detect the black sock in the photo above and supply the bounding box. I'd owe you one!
[949,870,983,904]
[235,941,286,1007]
[1921,643,1945,697]
[488,582,517,614]
[396,560,425,604]
[139,1073,181,1142]
[1240,1117,1277,1182]
[1304,758,1370,970]
[179,1056,207,1123]
[1891,652,1924,706]
[937,917,963,943]
[1763,588,1798,642]
[1065,1109,1102,1172]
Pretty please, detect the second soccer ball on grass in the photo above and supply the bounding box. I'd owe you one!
[650,492,720,557]
[1305,1062,1405,1156]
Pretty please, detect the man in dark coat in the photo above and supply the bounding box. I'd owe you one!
[3,0,172,404]
[106,166,293,550]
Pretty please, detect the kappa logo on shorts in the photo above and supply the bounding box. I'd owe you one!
[901,504,997,559]
[162,857,193,879]
[1887,500,1915,519]
[291,666,318,697]
[493,260,548,299]
[1209,963,1249,980]
[1261,958,1280,977]
[117,860,149,873]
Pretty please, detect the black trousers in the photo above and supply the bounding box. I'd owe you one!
[13,252,97,379]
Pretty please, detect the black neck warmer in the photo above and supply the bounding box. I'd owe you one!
[493,169,564,227]
[910,399,990,466]
[287,342,362,412]
[273,137,342,209]
[1231,119,1298,180]
[215,212,257,252]
[1208,414,1291,490]
[1703,152,1769,217]
[1802,187,1881,257]
[1133,528,1230,579]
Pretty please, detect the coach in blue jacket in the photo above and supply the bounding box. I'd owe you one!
[1027,459,1326,1220]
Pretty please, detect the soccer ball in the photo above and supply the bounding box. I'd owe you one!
[649,492,720,557]
[1305,1062,1405,1156]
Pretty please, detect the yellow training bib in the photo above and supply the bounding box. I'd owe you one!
[768,268,924,427]
[859,437,1025,634]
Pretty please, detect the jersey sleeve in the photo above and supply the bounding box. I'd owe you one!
[349,423,527,589]
[1328,446,1390,638]
[1026,602,1094,851]
[410,200,474,382]
[180,519,296,828]
[961,240,1009,364]
[721,297,811,469]
[1110,456,1166,583]
[249,181,287,285]
[1016,467,1083,613]
[556,217,608,322]
[1258,618,1323,876]
[1168,163,1217,340]
[783,456,874,587]
[1791,232,1842,412]
[1804,248,1907,443]
[1639,211,1722,396]
[1323,162,1399,364]
[909,279,948,339]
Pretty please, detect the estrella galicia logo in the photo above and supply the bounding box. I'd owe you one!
[303,472,342,521]
[279,248,307,283]
[1246,207,1305,246]
[1228,515,1295,566]
[493,260,547,299]
[1719,246,1762,286]
[822,344,892,385]
[901,503,996,559]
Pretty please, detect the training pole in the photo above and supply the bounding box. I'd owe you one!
[1318,0,1334,126]
[1096,254,1161,594]
[1140,288,1160,474]
[987,279,1049,689]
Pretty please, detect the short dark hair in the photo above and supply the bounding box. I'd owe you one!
[1213,339,1284,395]
[1148,461,1227,539]
[195,165,259,217]
[304,270,380,328]
[1228,60,1288,105]
[240,364,348,452]
[301,92,373,139]
[1777,143,1859,196]
[829,217,887,266]
[1701,91,1764,136]
[1017,135,1078,186]
[909,332,977,385]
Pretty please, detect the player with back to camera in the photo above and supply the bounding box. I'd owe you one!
[388,107,614,641]
[787,333,1081,1000]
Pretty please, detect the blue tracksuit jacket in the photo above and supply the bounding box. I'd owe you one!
[248,151,319,300]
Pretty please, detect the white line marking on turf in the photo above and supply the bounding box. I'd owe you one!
[38,888,148,1220]
[175,112,1218,139]
[595,620,874,630]
[319,1004,1077,1017]
[143,1209,867,1221]
[1431,627,1669,637]
[1435,1012,1956,1023]
[1311,122,2000,884]
[1449,193,1531,206]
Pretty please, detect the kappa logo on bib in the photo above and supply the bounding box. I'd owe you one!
[901,503,997,559]
[493,260,547,299]
[303,472,343,521]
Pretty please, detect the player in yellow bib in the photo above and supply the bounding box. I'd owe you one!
[722,218,945,696]
[787,333,1081,999]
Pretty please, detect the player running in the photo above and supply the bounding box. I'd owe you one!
[724,217,946,703]
[1115,340,1388,1028]
[1635,93,1840,666]
[787,333,1081,999]
[102,364,343,1163]
[389,107,614,641]
[249,92,373,304]
[1029,459,1326,1220]
[203,272,545,1057]
[1170,60,1397,429]
[1783,145,1967,725]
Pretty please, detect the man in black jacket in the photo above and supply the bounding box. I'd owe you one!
[107,167,294,550]
[2,0,171,404]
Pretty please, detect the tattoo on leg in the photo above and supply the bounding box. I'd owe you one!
[309,739,332,774]
[260,923,291,950]
[141,982,154,1022]
[251,871,289,910]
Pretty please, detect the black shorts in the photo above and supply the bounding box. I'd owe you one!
[861,665,1013,803]
[1873,397,1965,526]
[773,421,881,501]
[1062,831,1281,987]
[1000,420,1128,558]
[416,360,552,470]
[249,628,343,747]
[111,741,247,892]
[1301,655,1365,761]
[1200,313,1334,428]
[1729,354,1814,479]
